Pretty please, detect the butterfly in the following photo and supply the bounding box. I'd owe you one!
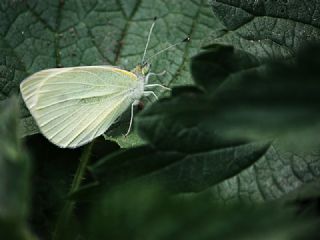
[20,17,189,148]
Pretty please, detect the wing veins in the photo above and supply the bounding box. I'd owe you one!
[42,105,88,134]
[89,95,129,139]
[67,95,129,146]
[41,82,128,89]
[31,68,72,107]
[35,90,128,110]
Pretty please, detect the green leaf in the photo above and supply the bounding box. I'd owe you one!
[135,91,243,151]
[73,141,269,201]
[86,184,318,240]
[0,97,34,240]
[0,0,219,147]
[203,139,320,203]
[209,0,320,61]
[281,178,320,203]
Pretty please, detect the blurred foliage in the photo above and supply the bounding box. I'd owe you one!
[87,184,319,240]
[0,97,34,240]
[0,1,320,240]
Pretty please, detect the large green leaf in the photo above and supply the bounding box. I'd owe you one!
[204,139,320,203]
[0,0,219,147]
[86,141,269,195]
[209,0,320,60]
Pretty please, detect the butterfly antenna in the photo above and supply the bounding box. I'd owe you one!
[144,36,190,63]
[141,17,157,64]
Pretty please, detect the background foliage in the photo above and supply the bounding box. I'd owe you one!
[0,0,320,239]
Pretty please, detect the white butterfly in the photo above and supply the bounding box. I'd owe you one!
[20,18,189,148]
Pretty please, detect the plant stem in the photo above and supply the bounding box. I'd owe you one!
[53,142,94,240]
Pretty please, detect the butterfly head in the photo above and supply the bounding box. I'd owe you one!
[141,62,151,75]
[131,62,151,76]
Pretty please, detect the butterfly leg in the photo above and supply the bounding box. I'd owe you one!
[124,100,140,137]
[145,70,166,84]
[143,91,158,100]
[144,84,171,91]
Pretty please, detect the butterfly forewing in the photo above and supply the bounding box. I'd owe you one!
[20,66,140,148]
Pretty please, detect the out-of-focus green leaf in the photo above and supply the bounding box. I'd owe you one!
[192,44,320,144]
[0,97,34,240]
[191,44,260,91]
[209,0,320,61]
[86,184,318,240]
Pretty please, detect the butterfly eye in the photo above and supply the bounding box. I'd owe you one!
[142,63,151,75]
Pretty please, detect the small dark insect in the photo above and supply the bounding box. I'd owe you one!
[138,100,144,110]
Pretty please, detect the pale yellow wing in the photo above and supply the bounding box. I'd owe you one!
[20,66,139,148]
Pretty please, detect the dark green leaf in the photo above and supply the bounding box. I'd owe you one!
[209,0,320,61]
[201,139,320,203]
[191,44,260,91]
[76,141,269,199]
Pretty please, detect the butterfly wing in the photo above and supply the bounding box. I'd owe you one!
[20,66,139,148]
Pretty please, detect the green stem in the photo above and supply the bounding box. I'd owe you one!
[53,142,94,240]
